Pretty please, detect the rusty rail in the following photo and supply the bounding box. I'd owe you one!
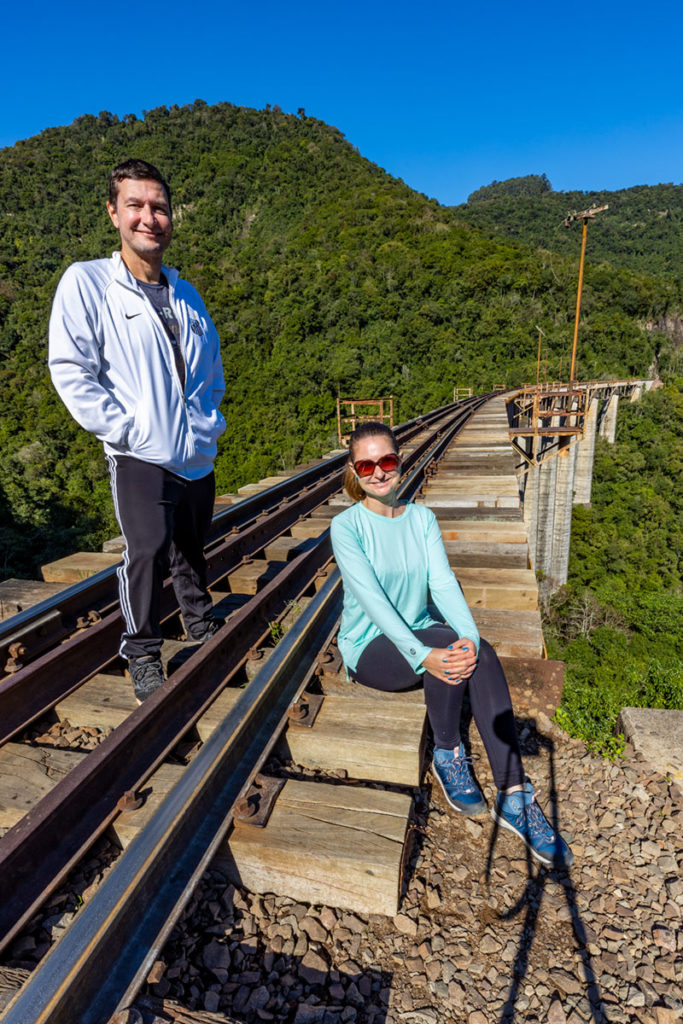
[0,396,489,1023]
[0,398,475,671]
[0,402,482,741]
[0,398,485,958]
[2,572,344,1024]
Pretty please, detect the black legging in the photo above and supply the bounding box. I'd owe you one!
[351,625,525,791]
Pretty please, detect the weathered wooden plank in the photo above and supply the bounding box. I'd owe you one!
[281,694,427,786]
[438,462,518,476]
[318,673,425,702]
[55,673,138,729]
[0,967,30,1012]
[426,495,520,509]
[102,535,126,554]
[0,579,67,620]
[444,541,529,569]
[221,778,412,916]
[473,608,544,657]
[454,564,539,607]
[456,567,537,588]
[431,505,523,522]
[225,559,286,595]
[111,763,185,849]
[136,996,241,1024]
[194,688,244,743]
[439,521,527,543]
[237,476,284,495]
[289,520,329,539]
[426,475,520,494]
[460,580,538,611]
[0,744,87,828]
[41,551,121,583]
[262,535,307,561]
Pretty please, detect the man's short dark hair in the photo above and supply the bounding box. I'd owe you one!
[108,159,171,210]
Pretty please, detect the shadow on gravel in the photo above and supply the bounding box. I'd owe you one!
[137,930,392,1024]
[483,719,608,1024]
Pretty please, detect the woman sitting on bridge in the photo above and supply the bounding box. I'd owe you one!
[330,421,573,869]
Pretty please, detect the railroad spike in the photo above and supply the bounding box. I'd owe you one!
[4,642,26,674]
[287,692,324,728]
[116,790,144,812]
[288,699,309,722]
[233,776,286,827]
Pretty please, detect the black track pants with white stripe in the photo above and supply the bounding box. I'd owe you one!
[107,455,215,660]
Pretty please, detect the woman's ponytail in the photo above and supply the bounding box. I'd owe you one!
[343,465,366,502]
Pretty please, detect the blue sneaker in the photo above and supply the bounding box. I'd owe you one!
[492,783,574,868]
[432,743,487,816]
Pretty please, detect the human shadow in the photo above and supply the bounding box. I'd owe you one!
[134,876,393,1024]
[472,714,609,1024]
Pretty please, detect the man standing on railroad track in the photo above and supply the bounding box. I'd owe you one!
[49,158,226,703]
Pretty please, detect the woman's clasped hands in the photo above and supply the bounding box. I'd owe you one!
[421,637,477,685]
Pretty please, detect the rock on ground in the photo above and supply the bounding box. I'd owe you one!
[137,715,682,1023]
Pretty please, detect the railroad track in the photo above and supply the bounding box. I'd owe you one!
[0,396,488,1024]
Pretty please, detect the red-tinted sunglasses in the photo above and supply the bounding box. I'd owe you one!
[353,453,400,478]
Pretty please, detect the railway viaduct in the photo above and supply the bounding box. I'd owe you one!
[0,382,680,1024]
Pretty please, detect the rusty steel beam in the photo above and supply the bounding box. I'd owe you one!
[0,398,483,953]
[0,465,340,745]
[0,400,482,744]
[1,574,343,1024]
[0,536,333,955]
[0,399,471,673]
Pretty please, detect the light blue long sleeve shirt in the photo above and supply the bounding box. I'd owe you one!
[330,501,480,673]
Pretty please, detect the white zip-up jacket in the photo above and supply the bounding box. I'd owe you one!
[49,252,226,480]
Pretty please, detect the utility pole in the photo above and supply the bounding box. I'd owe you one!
[535,325,545,388]
[564,204,608,381]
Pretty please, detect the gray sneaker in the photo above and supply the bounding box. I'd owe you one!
[185,617,224,643]
[129,655,164,704]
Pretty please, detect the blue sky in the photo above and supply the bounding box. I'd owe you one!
[2,0,681,205]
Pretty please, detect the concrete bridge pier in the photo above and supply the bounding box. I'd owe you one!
[517,380,651,598]
[521,430,580,599]
[573,396,598,506]
[549,439,578,592]
[524,440,559,599]
[521,440,539,569]
[599,394,618,443]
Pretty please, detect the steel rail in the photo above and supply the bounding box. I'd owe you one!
[1,573,344,1024]
[0,398,473,652]
[0,395,489,1020]
[0,399,481,745]
[0,463,341,745]
[0,537,332,955]
[0,399,482,954]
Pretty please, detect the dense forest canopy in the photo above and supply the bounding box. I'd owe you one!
[0,101,680,578]
[458,175,683,286]
[467,174,553,202]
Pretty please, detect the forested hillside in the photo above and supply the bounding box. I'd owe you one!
[458,174,683,286]
[0,102,680,577]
